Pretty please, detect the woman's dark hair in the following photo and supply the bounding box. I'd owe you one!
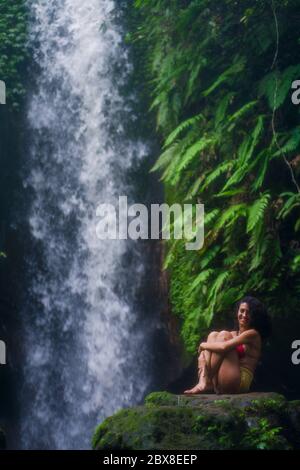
[234,296,272,340]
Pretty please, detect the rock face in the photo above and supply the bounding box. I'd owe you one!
[92,392,300,450]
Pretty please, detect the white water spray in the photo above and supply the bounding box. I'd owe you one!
[21,0,158,449]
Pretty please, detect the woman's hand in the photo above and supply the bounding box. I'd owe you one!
[198,342,206,352]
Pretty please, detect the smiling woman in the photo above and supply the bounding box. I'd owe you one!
[184,296,272,395]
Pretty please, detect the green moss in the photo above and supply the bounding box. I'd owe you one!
[245,397,286,416]
[92,393,299,450]
[145,391,177,408]
[93,405,225,450]
[92,408,147,450]
[211,399,233,411]
[192,413,247,450]
[241,418,291,450]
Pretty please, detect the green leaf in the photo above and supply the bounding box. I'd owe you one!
[203,58,246,96]
[174,137,213,179]
[163,113,204,148]
[247,192,271,233]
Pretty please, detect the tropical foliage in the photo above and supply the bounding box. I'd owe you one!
[131,0,300,352]
[0,0,28,110]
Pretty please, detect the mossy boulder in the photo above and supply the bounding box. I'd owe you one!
[92,392,300,450]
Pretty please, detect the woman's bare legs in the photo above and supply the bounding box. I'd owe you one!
[196,351,214,391]
[208,331,240,393]
[184,331,219,394]
[214,333,240,393]
[197,332,217,376]
[184,330,240,394]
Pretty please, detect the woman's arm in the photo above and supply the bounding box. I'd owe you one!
[200,329,258,354]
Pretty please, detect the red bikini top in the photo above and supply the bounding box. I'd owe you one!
[236,344,246,359]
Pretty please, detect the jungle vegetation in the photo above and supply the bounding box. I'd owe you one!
[130,0,300,352]
[0,0,28,110]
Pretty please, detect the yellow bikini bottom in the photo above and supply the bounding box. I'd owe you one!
[239,367,254,393]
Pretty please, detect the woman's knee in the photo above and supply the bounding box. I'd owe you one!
[217,330,233,340]
[207,331,219,340]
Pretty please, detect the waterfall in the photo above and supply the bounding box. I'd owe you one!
[19,0,159,449]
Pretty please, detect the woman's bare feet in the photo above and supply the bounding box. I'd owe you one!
[184,367,214,394]
[184,383,207,394]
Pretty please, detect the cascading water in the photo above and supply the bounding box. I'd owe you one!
[19,0,162,449]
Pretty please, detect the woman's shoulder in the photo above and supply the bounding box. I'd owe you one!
[245,329,262,345]
[244,328,260,337]
[239,329,261,342]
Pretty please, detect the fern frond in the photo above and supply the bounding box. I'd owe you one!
[204,208,221,227]
[258,70,278,108]
[151,142,179,172]
[163,113,204,148]
[223,250,248,268]
[248,115,265,155]
[236,116,264,167]
[208,271,230,302]
[185,61,203,103]
[251,150,270,191]
[201,160,233,192]
[174,136,213,180]
[188,269,213,293]
[215,189,245,198]
[249,233,269,271]
[273,128,300,157]
[203,58,245,96]
[199,245,221,269]
[162,239,181,270]
[277,192,300,219]
[259,65,300,110]
[214,92,235,127]
[184,174,206,200]
[215,203,247,231]
[227,100,257,127]
[222,146,263,192]
[247,192,271,233]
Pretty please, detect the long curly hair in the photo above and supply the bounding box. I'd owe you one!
[234,296,272,340]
